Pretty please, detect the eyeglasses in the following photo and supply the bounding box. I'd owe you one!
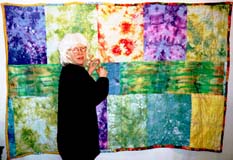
[68,46,87,53]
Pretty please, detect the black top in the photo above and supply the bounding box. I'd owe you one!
[0,146,3,160]
[57,64,109,160]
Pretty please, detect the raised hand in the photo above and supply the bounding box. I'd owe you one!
[97,66,108,77]
[88,58,100,75]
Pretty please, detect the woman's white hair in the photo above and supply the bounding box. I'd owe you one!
[58,32,88,66]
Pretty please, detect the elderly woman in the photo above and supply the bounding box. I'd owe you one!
[57,32,109,160]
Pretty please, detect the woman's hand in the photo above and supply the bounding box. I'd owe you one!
[88,59,100,75]
[97,67,108,77]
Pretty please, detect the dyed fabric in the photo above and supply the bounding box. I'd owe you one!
[190,94,225,150]
[5,6,47,64]
[8,96,58,157]
[143,4,187,61]
[8,65,61,97]
[45,4,97,64]
[120,61,225,94]
[186,5,229,62]
[2,2,231,159]
[97,4,144,62]
[96,99,108,149]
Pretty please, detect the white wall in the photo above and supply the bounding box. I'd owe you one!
[0,0,233,160]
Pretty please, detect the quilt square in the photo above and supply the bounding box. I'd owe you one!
[8,96,58,157]
[97,4,144,62]
[190,94,225,151]
[5,6,47,65]
[143,4,187,61]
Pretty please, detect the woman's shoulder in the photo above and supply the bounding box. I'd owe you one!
[62,64,84,71]
[61,64,88,77]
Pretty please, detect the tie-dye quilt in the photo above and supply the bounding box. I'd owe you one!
[2,2,231,159]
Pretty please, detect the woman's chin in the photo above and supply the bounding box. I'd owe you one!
[76,62,84,66]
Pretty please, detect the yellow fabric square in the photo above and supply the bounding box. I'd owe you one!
[190,94,225,150]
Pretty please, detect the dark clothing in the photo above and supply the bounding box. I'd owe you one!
[57,64,109,160]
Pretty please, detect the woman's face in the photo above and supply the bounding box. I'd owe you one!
[67,44,87,66]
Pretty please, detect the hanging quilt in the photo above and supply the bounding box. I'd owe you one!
[2,2,231,159]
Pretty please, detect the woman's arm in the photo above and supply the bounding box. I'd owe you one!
[94,66,109,106]
[94,77,109,106]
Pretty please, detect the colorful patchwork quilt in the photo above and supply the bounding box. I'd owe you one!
[2,2,231,159]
